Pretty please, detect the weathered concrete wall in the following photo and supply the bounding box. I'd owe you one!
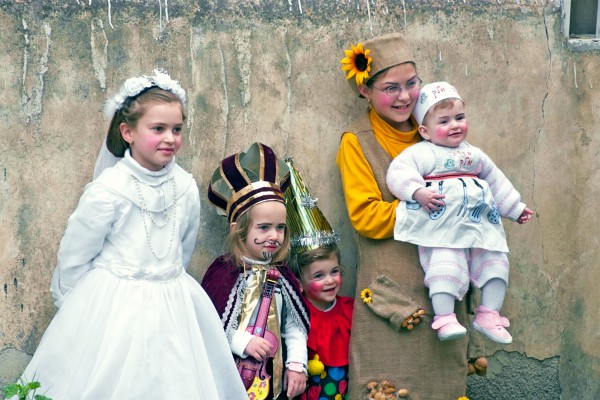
[0,1,598,399]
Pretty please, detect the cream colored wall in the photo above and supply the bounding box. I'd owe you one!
[0,1,598,398]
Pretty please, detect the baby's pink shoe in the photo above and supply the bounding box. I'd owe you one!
[473,305,512,344]
[432,313,467,341]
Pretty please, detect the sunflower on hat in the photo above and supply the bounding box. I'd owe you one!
[340,42,372,85]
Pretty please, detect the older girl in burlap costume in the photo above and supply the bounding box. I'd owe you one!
[337,33,486,399]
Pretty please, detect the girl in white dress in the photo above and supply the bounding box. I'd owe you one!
[17,70,247,400]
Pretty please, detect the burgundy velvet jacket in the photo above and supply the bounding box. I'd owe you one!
[201,254,310,344]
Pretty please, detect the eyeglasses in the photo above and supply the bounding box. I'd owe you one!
[373,76,422,97]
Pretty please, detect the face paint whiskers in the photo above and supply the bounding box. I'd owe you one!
[254,239,282,260]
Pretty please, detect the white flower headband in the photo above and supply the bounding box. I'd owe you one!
[104,69,187,119]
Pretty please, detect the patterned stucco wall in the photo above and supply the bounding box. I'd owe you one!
[1,1,598,399]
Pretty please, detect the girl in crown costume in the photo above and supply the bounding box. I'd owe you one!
[15,70,247,399]
[284,159,353,400]
[201,142,310,400]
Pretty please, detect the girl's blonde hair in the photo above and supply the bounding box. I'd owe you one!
[106,87,186,157]
[226,202,291,267]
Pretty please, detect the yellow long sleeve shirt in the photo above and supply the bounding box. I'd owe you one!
[336,108,420,239]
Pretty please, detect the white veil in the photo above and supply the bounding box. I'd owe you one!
[93,136,121,179]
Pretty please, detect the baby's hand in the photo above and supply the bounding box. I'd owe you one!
[517,207,534,224]
[284,368,307,398]
[244,337,273,362]
[413,187,445,213]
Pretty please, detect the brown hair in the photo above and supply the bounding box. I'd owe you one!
[226,202,291,267]
[289,243,341,280]
[106,87,187,157]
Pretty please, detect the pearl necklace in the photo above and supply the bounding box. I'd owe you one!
[133,175,177,260]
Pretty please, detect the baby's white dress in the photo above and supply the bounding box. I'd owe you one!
[387,141,526,252]
[19,151,247,400]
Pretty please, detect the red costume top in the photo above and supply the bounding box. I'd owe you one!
[301,296,354,400]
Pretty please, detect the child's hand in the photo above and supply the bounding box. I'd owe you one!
[284,368,307,399]
[244,337,273,362]
[517,207,534,224]
[413,187,445,213]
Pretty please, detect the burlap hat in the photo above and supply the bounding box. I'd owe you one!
[341,32,415,95]
[284,158,340,254]
[208,142,290,223]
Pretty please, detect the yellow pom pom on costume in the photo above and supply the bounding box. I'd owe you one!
[307,354,325,377]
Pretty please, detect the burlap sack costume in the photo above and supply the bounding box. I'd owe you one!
[339,33,485,400]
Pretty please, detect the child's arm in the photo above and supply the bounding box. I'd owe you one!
[412,187,446,213]
[284,368,307,399]
[517,207,534,224]
[386,145,430,201]
[242,336,274,361]
[478,152,529,221]
[337,133,400,239]
[281,304,308,398]
[51,183,114,307]
[386,144,444,212]
[201,260,258,357]
[230,330,254,357]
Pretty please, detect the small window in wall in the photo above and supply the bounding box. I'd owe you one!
[563,0,600,50]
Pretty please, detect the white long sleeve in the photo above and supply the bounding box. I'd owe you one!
[386,142,437,201]
[387,141,525,220]
[478,152,526,221]
[51,184,115,307]
[281,301,308,365]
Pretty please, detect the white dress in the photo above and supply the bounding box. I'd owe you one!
[387,141,526,252]
[19,151,247,400]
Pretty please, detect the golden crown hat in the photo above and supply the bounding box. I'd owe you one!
[208,142,290,223]
[284,158,340,254]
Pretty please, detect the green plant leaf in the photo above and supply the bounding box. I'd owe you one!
[18,384,30,398]
[4,380,52,400]
[26,382,41,390]
[4,384,20,397]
